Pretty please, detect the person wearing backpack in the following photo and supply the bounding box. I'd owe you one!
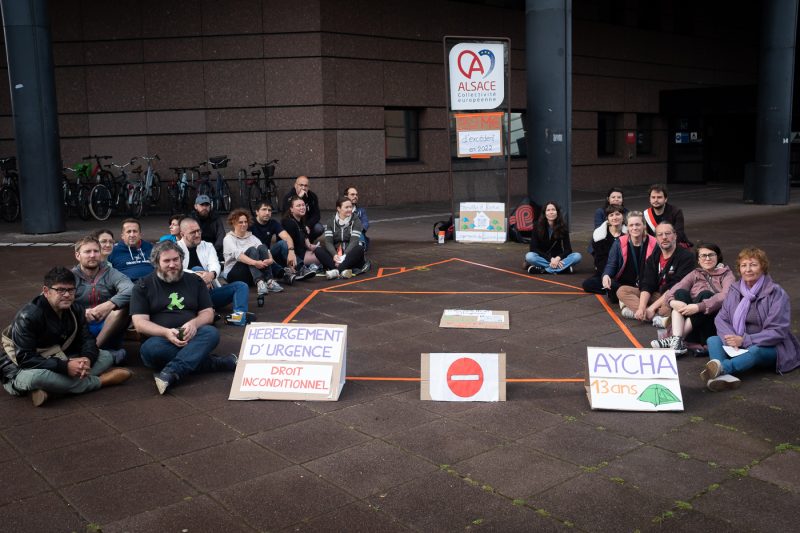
[524,201,582,274]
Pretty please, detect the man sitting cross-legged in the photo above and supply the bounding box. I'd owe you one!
[72,235,133,364]
[177,218,253,326]
[0,267,131,407]
[130,240,237,395]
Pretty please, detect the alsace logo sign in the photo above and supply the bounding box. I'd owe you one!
[449,42,505,110]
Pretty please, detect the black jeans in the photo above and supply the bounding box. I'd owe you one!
[673,289,716,343]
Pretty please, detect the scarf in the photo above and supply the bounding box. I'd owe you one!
[731,275,765,336]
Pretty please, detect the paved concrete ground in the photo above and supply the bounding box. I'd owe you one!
[0,183,798,532]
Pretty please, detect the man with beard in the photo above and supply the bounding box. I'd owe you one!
[0,267,131,406]
[72,236,133,363]
[643,184,692,248]
[189,194,226,261]
[130,240,237,395]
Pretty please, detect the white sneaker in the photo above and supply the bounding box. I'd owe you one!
[267,279,284,292]
[621,307,636,319]
[700,359,722,382]
[325,269,340,280]
[652,315,670,329]
[256,279,268,296]
[340,269,354,279]
[707,374,741,392]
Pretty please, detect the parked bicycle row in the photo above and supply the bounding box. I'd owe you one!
[0,154,282,223]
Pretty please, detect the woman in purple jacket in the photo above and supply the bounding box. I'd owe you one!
[701,247,800,391]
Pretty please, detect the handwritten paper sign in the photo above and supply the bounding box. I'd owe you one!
[229,323,347,401]
[421,353,506,402]
[585,347,683,412]
[439,310,509,330]
[456,202,506,243]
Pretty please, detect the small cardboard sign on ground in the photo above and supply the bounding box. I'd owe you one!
[421,353,506,402]
[456,202,505,243]
[439,309,509,330]
[228,322,347,401]
[585,347,683,412]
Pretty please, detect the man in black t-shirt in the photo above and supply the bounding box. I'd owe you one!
[250,201,297,278]
[130,240,237,395]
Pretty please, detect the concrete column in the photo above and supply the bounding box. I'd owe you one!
[1,0,64,233]
[525,0,572,221]
[753,0,798,204]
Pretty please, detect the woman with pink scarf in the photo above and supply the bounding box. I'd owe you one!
[701,247,800,391]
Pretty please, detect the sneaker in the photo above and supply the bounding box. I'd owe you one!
[707,374,741,392]
[340,269,354,279]
[99,368,132,387]
[651,336,687,355]
[360,259,372,274]
[154,371,178,395]
[267,279,284,292]
[256,279,269,296]
[307,263,320,273]
[326,269,340,280]
[283,268,296,286]
[526,265,545,275]
[225,310,247,326]
[700,359,722,382]
[621,307,636,319]
[652,315,670,329]
[31,389,48,407]
[107,348,127,365]
[296,266,316,281]
[208,353,238,372]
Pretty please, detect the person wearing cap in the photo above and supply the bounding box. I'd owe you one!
[189,194,226,261]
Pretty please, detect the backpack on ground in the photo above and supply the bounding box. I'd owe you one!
[432,216,455,241]
[508,198,538,244]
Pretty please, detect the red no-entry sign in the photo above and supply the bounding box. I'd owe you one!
[447,357,484,397]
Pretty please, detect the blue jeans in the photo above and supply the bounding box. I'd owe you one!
[271,240,304,272]
[4,350,114,396]
[190,266,248,313]
[139,325,220,379]
[525,251,582,273]
[707,336,777,375]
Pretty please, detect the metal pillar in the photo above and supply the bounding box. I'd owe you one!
[525,0,572,221]
[1,0,64,233]
[752,0,798,204]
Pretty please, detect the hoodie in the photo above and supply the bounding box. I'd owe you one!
[108,240,154,281]
[222,230,264,277]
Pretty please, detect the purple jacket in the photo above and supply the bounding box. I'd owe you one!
[714,275,800,373]
[664,264,735,315]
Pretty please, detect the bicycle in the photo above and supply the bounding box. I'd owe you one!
[89,159,139,220]
[167,165,199,215]
[62,163,92,220]
[128,154,162,217]
[237,159,279,215]
[0,156,21,222]
[197,156,232,213]
[82,154,114,221]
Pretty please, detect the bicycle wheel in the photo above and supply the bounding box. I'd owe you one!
[149,172,162,206]
[248,183,265,215]
[129,186,144,218]
[0,186,20,222]
[266,181,279,211]
[197,181,212,199]
[218,180,232,212]
[89,184,113,221]
[77,186,92,220]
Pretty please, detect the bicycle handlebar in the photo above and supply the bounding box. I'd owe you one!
[249,159,279,167]
[82,154,112,161]
[134,154,160,162]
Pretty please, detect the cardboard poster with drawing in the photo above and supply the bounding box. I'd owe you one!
[421,353,506,402]
[456,202,505,243]
[585,347,684,412]
[439,310,509,330]
[228,323,347,401]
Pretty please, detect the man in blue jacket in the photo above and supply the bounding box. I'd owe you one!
[108,218,154,281]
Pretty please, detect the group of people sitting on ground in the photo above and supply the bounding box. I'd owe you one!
[0,176,374,405]
[575,184,799,391]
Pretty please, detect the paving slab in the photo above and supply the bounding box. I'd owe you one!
[748,448,800,492]
[385,417,506,465]
[285,500,410,532]
[520,420,643,467]
[124,413,241,460]
[2,411,115,455]
[0,458,50,506]
[103,495,254,533]
[0,491,85,532]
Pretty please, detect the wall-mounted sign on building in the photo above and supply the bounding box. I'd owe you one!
[448,42,505,110]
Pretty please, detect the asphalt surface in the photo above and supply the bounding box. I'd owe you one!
[0,183,798,532]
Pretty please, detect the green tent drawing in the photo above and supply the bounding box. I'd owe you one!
[637,384,681,406]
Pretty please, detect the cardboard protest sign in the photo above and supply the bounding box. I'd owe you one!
[421,353,506,402]
[439,310,509,330]
[228,323,346,401]
[585,347,683,412]
[456,202,505,243]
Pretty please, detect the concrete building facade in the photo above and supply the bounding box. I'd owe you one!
[0,0,763,209]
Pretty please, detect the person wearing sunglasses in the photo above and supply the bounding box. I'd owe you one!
[0,267,131,407]
[651,243,734,356]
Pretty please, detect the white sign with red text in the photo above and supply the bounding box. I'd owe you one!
[229,323,347,401]
[448,42,505,110]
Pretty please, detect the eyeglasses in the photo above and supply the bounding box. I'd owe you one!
[698,253,717,259]
[48,286,76,295]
